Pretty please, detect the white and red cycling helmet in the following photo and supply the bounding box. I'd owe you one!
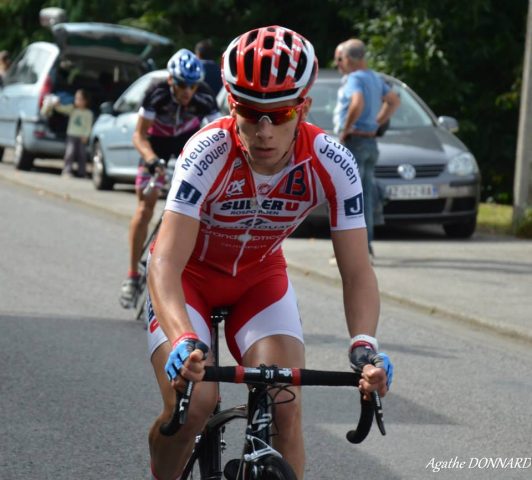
[222,26,318,105]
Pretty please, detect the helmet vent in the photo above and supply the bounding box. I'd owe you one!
[277,53,289,84]
[260,57,272,87]
[264,36,274,50]
[294,53,307,81]
[246,30,258,47]
[229,48,237,77]
[283,31,293,50]
[244,50,255,83]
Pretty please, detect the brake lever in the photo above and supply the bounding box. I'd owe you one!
[178,380,195,425]
[159,380,195,436]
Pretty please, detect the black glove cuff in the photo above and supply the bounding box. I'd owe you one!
[145,158,165,175]
[349,345,378,373]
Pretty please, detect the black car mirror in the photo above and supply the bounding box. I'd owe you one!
[99,101,115,115]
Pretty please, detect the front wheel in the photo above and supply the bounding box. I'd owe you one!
[248,455,297,480]
[443,216,477,238]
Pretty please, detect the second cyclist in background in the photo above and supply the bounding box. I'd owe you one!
[120,49,220,309]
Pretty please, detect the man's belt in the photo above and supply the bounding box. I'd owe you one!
[348,129,377,138]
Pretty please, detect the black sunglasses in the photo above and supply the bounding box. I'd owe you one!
[174,80,199,89]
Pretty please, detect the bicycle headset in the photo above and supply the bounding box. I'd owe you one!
[167,49,205,86]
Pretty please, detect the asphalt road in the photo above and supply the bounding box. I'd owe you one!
[1,179,531,479]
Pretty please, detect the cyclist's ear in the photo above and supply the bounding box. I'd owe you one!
[228,96,237,119]
[301,97,312,121]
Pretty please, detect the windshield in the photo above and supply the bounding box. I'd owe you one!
[307,77,434,132]
[389,83,434,129]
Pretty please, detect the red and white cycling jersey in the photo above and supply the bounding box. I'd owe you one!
[165,116,365,276]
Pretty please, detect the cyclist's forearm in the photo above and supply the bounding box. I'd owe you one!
[331,228,380,336]
[342,268,380,337]
[148,259,193,344]
[147,212,201,344]
[133,131,157,162]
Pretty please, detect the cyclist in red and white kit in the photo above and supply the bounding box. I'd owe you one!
[147,26,394,480]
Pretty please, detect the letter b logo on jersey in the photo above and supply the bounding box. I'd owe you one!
[175,180,201,205]
[344,193,364,217]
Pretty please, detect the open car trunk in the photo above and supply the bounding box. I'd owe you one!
[45,23,172,137]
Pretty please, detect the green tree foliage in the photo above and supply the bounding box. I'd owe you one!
[0,0,527,202]
[336,0,527,202]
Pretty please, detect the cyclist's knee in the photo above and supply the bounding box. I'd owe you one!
[273,387,302,429]
[160,383,217,430]
[136,202,156,223]
[190,383,218,418]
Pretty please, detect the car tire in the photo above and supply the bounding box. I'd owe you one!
[91,140,115,191]
[13,126,35,171]
[0,146,4,162]
[443,216,477,238]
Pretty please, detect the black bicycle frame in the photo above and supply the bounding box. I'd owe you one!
[179,308,286,479]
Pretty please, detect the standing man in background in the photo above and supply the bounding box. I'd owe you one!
[195,39,223,96]
[333,38,400,258]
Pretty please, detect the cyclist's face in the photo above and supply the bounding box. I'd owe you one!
[232,98,311,175]
[169,77,198,106]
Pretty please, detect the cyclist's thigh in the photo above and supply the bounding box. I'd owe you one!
[226,273,304,366]
[241,333,305,369]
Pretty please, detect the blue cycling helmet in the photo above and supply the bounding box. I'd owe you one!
[167,49,204,86]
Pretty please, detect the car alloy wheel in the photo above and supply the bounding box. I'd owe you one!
[14,126,34,171]
[91,141,114,190]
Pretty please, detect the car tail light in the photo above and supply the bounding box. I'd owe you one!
[38,75,53,109]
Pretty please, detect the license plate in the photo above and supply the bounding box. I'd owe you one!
[386,184,437,199]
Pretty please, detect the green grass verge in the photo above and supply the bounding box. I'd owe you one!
[477,203,513,235]
[477,203,532,238]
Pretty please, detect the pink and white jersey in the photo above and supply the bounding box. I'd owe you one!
[165,117,365,276]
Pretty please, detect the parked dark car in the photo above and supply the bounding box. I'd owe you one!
[0,19,171,171]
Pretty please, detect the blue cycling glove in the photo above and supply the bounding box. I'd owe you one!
[349,335,394,389]
[165,333,209,381]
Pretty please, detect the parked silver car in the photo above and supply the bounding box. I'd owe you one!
[0,21,171,171]
[89,70,168,190]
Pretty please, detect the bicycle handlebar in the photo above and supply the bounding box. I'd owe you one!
[159,365,386,442]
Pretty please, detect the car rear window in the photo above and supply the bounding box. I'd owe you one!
[4,46,54,85]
